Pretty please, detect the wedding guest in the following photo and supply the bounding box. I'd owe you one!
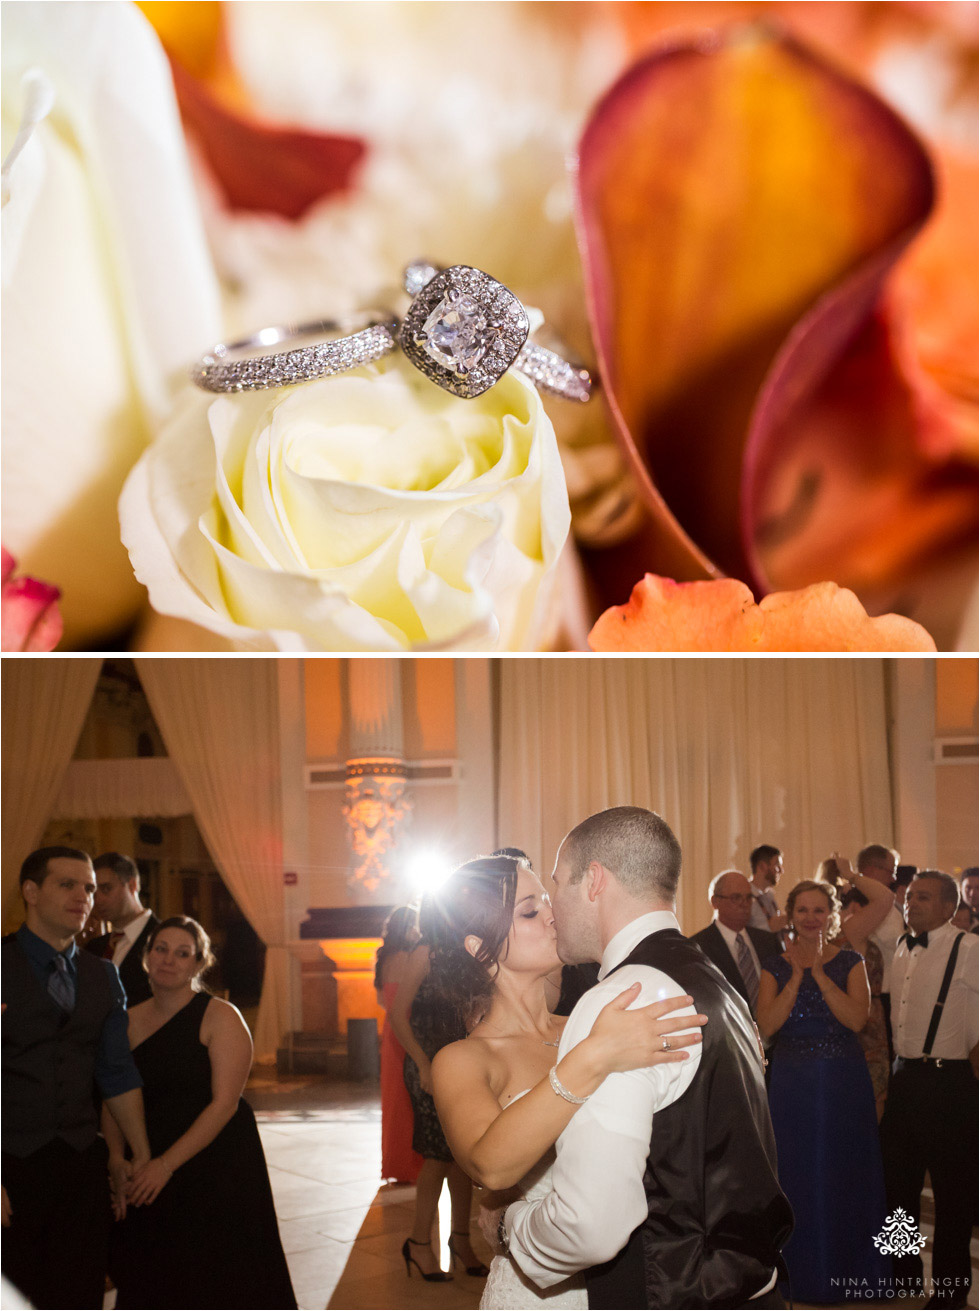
[690,869,781,1018]
[86,852,159,1005]
[857,844,904,1056]
[758,879,890,1304]
[2,847,150,1310]
[375,905,423,1185]
[107,917,296,1310]
[818,855,894,1117]
[880,872,978,1309]
[389,906,488,1281]
[748,845,787,935]
[958,868,978,933]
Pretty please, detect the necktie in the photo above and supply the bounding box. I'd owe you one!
[904,931,929,951]
[759,890,777,919]
[48,954,75,1014]
[735,933,759,1011]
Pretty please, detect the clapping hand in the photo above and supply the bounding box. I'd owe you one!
[783,939,809,979]
[810,932,832,983]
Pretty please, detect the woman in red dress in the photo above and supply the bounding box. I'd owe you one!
[375,906,423,1185]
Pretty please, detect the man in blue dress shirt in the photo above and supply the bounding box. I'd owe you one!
[1,847,151,1309]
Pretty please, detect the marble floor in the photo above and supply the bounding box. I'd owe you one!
[247,1069,491,1311]
[245,1070,976,1311]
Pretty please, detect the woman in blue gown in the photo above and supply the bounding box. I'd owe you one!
[758,879,891,1305]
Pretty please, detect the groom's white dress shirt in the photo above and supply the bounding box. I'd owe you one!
[505,911,702,1285]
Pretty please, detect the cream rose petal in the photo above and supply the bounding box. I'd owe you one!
[2,2,220,645]
[121,354,570,651]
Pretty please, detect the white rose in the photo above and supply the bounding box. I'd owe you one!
[119,354,571,651]
[1,1,220,645]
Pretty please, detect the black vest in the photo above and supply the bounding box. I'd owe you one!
[2,934,115,1157]
[585,930,793,1310]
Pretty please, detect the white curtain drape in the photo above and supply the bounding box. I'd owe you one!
[497,659,893,933]
[1,660,101,931]
[135,659,288,1060]
[54,757,191,819]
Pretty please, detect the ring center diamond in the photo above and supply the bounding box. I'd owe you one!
[420,293,491,373]
[400,264,530,398]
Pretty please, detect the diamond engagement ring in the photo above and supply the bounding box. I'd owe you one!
[661,1038,673,1052]
[190,312,399,393]
[400,261,594,402]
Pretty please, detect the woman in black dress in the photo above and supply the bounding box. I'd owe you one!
[104,916,296,1310]
[389,925,488,1281]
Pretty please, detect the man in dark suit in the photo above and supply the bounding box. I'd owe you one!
[2,847,150,1309]
[690,870,781,1016]
[85,852,158,1005]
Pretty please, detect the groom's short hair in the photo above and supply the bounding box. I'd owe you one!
[563,807,682,902]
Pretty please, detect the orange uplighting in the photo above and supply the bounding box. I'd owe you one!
[316,937,385,1033]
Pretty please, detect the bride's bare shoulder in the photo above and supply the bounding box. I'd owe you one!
[432,1032,505,1093]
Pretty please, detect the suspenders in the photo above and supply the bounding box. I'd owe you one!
[921,932,965,1060]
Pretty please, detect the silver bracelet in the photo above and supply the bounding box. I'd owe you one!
[549,1065,590,1105]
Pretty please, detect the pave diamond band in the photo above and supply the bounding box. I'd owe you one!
[514,341,593,404]
[191,313,399,393]
[402,260,594,403]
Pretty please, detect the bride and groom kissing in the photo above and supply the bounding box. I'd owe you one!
[425,806,794,1310]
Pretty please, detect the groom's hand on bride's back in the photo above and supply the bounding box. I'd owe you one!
[586,985,707,1075]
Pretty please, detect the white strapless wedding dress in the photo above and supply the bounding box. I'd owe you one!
[479,1093,588,1310]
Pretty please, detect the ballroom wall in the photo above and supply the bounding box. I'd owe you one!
[1,655,976,1053]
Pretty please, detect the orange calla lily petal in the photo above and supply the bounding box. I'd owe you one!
[588,574,937,652]
[577,27,933,576]
[575,27,976,643]
[886,149,979,462]
[140,2,366,219]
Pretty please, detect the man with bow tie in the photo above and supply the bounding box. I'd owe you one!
[1,848,150,1309]
[880,871,978,1309]
[85,852,158,1005]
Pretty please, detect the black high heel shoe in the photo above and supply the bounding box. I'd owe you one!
[448,1231,490,1278]
[401,1238,453,1282]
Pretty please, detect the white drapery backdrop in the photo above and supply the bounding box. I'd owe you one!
[134,659,288,1060]
[496,659,894,933]
[54,757,191,819]
[1,660,102,931]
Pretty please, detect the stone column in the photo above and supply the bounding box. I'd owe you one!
[347,659,405,759]
[342,660,411,895]
[888,659,937,868]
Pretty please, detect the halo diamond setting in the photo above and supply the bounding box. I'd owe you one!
[400,264,530,399]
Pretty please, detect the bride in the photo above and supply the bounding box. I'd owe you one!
[429,854,706,1309]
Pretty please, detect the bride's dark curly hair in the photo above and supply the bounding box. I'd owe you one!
[419,854,522,1046]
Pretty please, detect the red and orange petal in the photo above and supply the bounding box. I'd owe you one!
[1,547,63,652]
[575,26,976,638]
[138,1,366,219]
[588,574,937,652]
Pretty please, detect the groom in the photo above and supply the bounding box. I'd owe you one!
[500,807,793,1309]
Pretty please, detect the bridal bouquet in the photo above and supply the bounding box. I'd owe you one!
[2,1,975,651]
